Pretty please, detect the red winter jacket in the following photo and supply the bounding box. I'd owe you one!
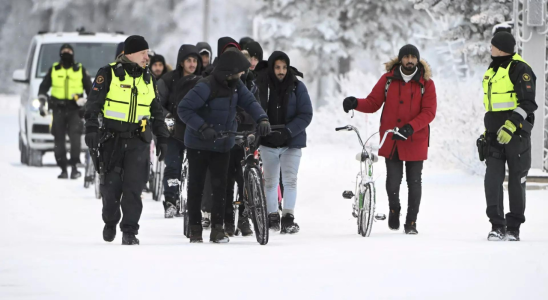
[356,58,437,161]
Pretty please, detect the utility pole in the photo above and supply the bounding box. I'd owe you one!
[203,0,210,42]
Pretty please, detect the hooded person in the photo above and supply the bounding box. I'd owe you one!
[157,45,204,217]
[177,50,271,243]
[196,41,213,70]
[244,41,263,72]
[239,36,254,49]
[149,54,168,79]
[255,51,312,234]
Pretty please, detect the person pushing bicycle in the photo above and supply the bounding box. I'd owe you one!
[342,44,437,235]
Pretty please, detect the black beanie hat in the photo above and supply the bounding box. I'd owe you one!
[491,31,516,54]
[398,44,420,62]
[239,37,254,49]
[60,43,73,54]
[149,54,166,66]
[244,41,263,62]
[124,35,149,55]
[215,50,251,74]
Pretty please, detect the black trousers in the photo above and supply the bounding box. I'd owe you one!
[51,107,82,169]
[162,137,185,203]
[485,133,531,229]
[385,149,424,224]
[100,136,150,234]
[187,148,230,227]
[225,145,245,225]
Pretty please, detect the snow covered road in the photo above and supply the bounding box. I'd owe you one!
[1,95,547,299]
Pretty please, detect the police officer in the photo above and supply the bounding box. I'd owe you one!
[482,31,537,242]
[38,44,92,179]
[84,35,169,245]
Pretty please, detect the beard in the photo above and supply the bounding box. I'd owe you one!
[402,63,416,73]
[276,74,285,82]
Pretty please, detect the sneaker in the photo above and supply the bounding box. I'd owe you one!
[268,212,280,232]
[225,223,236,237]
[281,213,300,234]
[404,222,418,235]
[189,225,203,243]
[506,228,520,241]
[163,198,177,218]
[237,217,253,236]
[103,225,116,242]
[388,206,401,231]
[121,232,139,245]
[202,211,211,229]
[487,226,506,241]
[58,170,68,179]
[210,225,229,243]
[70,166,81,179]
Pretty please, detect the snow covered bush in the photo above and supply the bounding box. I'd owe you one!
[308,69,486,174]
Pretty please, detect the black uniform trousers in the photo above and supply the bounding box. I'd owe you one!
[100,136,150,234]
[385,149,424,224]
[162,137,185,204]
[51,106,82,169]
[225,145,246,225]
[484,132,531,230]
[187,148,230,227]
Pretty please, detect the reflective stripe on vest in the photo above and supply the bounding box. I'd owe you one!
[50,62,84,100]
[482,53,530,112]
[102,62,155,123]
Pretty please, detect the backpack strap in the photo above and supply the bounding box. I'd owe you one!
[384,78,392,99]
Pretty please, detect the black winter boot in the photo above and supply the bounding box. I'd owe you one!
[506,228,520,241]
[210,224,229,243]
[122,232,140,245]
[58,169,68,179]
[70,165,81,179]
[487,226,506,241]
[103,225,116,242]
[269,212,280,232]
[388,206,401,231]
[238,217,253,236]
[163,197,177,218]
[281,213,300,234]
[225,223,236,237]
[189,225,203,243]
[404,222,418,235]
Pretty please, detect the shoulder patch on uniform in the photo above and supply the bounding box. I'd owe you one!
[96,76,104,84]
[522,73,531,82]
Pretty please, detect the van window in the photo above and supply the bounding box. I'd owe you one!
[25,40,37,79]
[36,43,118,78]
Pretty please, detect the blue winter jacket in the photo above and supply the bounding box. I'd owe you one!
[178,79,268,153]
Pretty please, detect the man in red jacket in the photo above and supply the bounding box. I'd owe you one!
[342,44,437,234]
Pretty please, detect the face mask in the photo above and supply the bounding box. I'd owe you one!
[61,53,74,64]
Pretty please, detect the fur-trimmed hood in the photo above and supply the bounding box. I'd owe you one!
[384,57,432,81]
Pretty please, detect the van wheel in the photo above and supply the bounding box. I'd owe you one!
[20,135,28,165]
[27,148,43,167]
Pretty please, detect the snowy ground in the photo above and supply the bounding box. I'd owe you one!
[1,94,547,300]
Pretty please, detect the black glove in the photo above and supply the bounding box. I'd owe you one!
[38,94,48,117]
[199,123,217,140]
[267,128,291,147]
[343,96,358,113]
[156,142,167,162]
[392,124,414,141]
[257,119,271,137]
[85,131,99,150]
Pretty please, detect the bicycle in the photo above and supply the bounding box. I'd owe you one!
[336,125,406,237]
[83,149,101,199]
[179,150,189,236]
[217,126,285,245]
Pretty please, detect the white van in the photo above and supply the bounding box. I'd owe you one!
[13,31,127,166]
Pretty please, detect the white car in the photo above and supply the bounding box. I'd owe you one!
[12,31,127,166]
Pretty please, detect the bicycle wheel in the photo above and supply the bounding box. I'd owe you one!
[359,183,375,237]
[245,167,269,245]
[181,161,190,236]
[153,160,164,201]
[83,151,92,188]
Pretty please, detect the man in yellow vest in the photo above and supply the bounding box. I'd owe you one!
[84,35,169,245]
[38,44,92,179]
[481,31,537,242]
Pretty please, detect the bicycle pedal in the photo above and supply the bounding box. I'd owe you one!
[375,213,386,221]
[342,190,354,199]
